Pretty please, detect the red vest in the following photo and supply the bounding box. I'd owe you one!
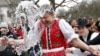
[38,19,69,49]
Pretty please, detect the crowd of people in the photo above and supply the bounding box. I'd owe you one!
[67,17,100,56]
[0,22,22,56]
[0,1,100,56]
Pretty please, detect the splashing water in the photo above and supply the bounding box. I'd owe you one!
[14,1,40,56]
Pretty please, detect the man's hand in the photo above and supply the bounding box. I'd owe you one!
[8,38,15,45]
[65,48,73,53]
[0,36,8,46]
[89,45,100,56]
[8,38,24,46]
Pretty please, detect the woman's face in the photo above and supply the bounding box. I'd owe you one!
[16,24,21,29]
[40,12,53,24]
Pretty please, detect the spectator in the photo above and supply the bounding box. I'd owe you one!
[0,22,17,56]
[87,17,94,30]
[67,18,99,56]
[12,24,23,39]
[7,22,13,31]
[70,19,79,33]
[87,19,100,45]
[21,16,30,32]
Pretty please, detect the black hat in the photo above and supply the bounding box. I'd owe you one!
[77,18,88,27]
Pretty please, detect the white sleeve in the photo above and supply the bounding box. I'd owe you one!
[59,19,79,43]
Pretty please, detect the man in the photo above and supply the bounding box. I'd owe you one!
[87,17,94,30]
[70,18,99,56]
[6,4,98,56]
[77,18,98,43]
[70,19,79,33]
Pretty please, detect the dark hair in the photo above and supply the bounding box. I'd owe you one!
[95,21,100,31]
[21,16,25,19]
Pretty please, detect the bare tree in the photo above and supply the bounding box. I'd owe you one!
[5,0,21,17]
[49,0,67,10]
[33,0,66,10]
[49,0,81,10]
[33,0,40,7]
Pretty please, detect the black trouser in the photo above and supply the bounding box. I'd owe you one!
[0,46,16,56]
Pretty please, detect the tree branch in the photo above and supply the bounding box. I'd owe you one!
[35,0,39,4]
[55,0,70,4]
[55,0,66,9]
[71,0,79,4]
[64,1,71,3]
[60,5,73,8]
[35,0,40,7]
[60,5,67,7]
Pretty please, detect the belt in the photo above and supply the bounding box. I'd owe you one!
[42,47,64,53]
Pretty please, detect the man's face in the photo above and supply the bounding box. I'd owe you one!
[78,26,87,36]
[88,19,93,24]
[0,27,8,34]
[40,12,53,24]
